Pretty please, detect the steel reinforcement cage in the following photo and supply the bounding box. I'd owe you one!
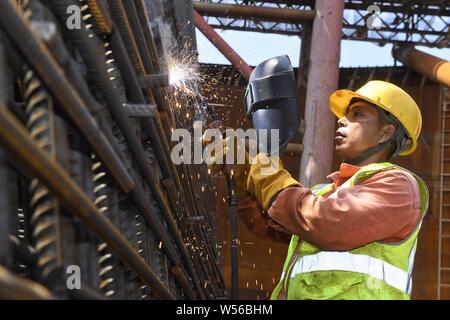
[0,0,224,300]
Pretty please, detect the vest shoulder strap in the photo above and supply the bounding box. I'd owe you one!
[311,162,428,217]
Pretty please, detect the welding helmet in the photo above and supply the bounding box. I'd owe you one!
[244,55,299,155]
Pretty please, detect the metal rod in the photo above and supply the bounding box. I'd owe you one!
[0,36,12,270]
[0,1,134,193]
[192,1,315,24]
[0,265,54,300]
[123,103,158,118]
[121,1,158,76]
[194,10,253,81]
[86,0,113,34]
[66,282,107,300]
[393,46,450,89]
[138,74,170,88]
[0,149,11,268]
[9,235,37,266]
[109,25,147,102]
[171,266,196,299]
[0,105,175,300]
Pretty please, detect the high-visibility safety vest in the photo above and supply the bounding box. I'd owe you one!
[271,162,429,300]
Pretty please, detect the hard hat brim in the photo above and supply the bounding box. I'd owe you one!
[329,89,416,156]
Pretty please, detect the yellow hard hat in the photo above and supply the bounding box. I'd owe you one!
[329,80,422,156]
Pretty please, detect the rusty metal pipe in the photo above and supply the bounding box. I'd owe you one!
[192,1,315,24]
[0,0,134,193]
[300,0,344,186]
[194,10,253,81]
[0,105,175,300]
[393,46,450,88]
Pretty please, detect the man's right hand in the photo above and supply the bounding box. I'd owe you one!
[202,133,251,198]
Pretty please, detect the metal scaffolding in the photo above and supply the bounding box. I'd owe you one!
[194,0,450,48]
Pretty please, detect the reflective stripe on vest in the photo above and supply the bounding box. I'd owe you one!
[290,250,414,295]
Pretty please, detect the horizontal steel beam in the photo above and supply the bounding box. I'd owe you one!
[192,1,315,24]
[193,1,449,47]
[204,23,449,48]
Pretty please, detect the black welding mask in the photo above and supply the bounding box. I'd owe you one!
[245,55,299,155]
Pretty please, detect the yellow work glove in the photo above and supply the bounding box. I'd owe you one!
[203,133,250,198]
[246,153,301,211]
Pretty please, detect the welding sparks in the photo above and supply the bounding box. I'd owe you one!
[168,64,185,87]
[168,61,202,96]
[167,43,203,96]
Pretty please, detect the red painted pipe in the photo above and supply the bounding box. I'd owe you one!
[194,10,253,81]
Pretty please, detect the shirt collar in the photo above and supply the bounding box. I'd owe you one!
[327,163,361,187]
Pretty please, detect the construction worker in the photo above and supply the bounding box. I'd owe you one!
[207,80,429,300]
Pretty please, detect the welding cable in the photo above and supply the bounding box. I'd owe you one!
[226,174,239,300]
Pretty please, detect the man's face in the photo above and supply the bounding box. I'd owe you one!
[335,101,391,160]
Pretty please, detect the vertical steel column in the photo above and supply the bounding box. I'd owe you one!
[300,0,344,186]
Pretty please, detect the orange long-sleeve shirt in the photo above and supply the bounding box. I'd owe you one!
[237,163,422,251]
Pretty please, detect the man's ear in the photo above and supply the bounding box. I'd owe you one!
[379,124,396,144]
